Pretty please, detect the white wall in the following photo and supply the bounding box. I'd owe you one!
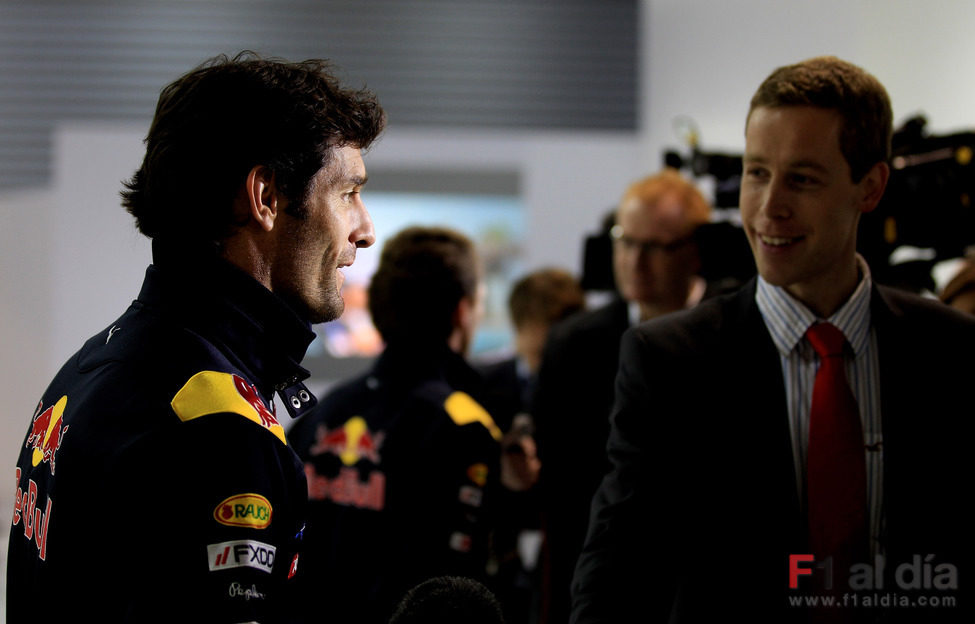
[3,0,975,604]
[643,0,975,166]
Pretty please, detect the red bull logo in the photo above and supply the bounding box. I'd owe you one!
[12,468,53,561]
[306,416,386,510]
[466,463,489,487]
[232,375,279,430]
[309,416,384,466]
[26,396,69,475]
[304,464,386,510]
[171,370,287,444]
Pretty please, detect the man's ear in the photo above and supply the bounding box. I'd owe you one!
[244,165,282,232]
[447,295,477,355]
[857,161,890,214]
[453,295,474,331]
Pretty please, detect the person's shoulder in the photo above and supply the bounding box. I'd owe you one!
[474,355,518,384]
[877,283,975,320]
[406,377,502,444]
[315,371,374,413]
[547,297,629,345]
[83,301,295,445]
[874,283,975,341]
[631,283,754,348]
[48,302,210,424]
[439,389,503,443]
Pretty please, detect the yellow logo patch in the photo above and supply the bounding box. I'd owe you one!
[467,463,489,487]
[171,371,286,444]
[214,493,273,529]
[444,392,502,441]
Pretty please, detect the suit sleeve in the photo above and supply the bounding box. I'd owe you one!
[569,326,681,624]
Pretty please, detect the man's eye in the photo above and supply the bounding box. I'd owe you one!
[790,174,819,187]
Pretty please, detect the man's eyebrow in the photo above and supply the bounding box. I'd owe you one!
[788,159,830,174]
[741,154,829,173]
[349,174,368,187]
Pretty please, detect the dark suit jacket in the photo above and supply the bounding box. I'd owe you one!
[571,280,975,623]
[532,297,631,623]
[478,356,532,434]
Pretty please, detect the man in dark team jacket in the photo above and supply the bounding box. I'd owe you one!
[289,226,537,624]
[7,52,384,623]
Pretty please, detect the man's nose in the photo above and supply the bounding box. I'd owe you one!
[353,203,376,248]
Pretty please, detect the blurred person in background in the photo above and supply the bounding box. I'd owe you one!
[479,267,586,432]
[531,168,711,623]
[289,226,537,624]
[477,267,585,624]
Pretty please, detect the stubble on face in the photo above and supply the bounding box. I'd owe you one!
[274,147,371,324]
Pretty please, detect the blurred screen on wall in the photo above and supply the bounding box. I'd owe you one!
[301,190,526,388]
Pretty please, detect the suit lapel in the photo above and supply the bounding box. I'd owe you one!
[729,283,803,531]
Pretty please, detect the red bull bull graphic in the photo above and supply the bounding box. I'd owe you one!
[231,374,279,430]
[306,416,386,510]
[309,416,384,466]
[12,467,53,561]
[171,370,287,444]
[26,396,69,475]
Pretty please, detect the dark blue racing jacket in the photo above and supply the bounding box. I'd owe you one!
[7,242,317,623]
[287,343,503,624]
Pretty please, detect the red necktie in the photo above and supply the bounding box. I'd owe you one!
[805,322,867,574]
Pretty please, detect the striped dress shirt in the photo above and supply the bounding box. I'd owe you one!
[755,257,884,557]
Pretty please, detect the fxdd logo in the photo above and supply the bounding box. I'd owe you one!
[208,540,276,574]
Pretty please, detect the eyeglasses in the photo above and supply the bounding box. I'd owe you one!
[610,225,694,254]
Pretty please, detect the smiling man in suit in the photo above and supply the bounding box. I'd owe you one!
[571,56,975,623]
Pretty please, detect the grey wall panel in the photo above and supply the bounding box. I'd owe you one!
[0,0,637,190]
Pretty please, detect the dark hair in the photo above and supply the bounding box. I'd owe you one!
[388,576,505,624]
[121,51,385,248]
[747,55,892,182]
[508,267,584,329]
[368,226,479,345]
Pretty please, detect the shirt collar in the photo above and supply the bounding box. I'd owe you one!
[756,254,873,357]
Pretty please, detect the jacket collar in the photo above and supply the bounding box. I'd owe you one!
[140,239,318,417]
[371,341,483,394]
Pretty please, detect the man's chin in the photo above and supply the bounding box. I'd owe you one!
[308,298,344,325]
[279,290,344,325]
